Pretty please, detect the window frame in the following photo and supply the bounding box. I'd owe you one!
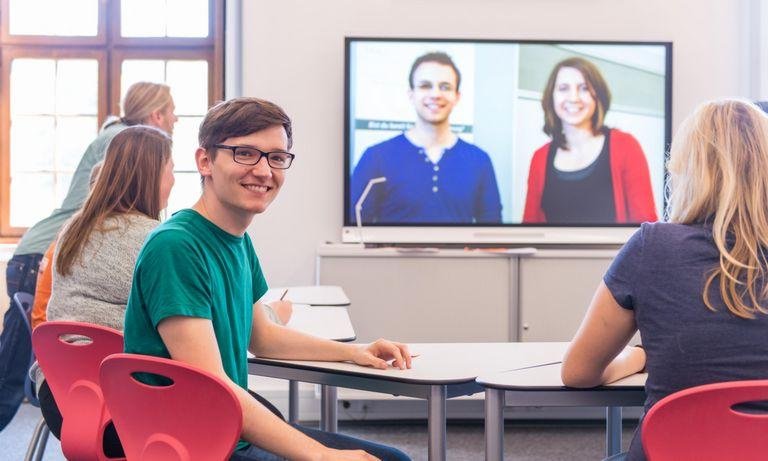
[0,0,224,240]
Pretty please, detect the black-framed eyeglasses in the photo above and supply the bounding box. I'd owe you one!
[213,144,295,169]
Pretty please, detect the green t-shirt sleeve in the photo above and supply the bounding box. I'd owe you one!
[135,228,214,328]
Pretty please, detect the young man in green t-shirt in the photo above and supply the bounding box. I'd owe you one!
[124,97,412,461]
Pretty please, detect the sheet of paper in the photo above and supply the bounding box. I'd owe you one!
[258,286,350,306]
[285,305,355,341]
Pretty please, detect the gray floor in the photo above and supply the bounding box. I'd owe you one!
[0,402,636,460]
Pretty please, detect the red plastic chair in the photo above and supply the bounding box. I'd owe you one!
[32,321,125,461]
[642,380,768,460]
[99,353,243,461]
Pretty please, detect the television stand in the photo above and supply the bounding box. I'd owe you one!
[316,244,626,344]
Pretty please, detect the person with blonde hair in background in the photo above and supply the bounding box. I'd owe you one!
[0,81,177,431]
[562,99,768,460]
[33,125,175,456]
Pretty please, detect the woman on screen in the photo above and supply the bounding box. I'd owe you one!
[522,57,657,224]
[562,100,768,460]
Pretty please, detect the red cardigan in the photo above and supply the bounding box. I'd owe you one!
[522,129,658,223]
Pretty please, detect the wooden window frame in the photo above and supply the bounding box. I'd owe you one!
[0,0,224,240]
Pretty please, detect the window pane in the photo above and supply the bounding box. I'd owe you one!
[166,172,200,215]
[121,0,166,37]
[121,0,209,38]
[121,59,209,117]
[121,60,166,103]
[172,116,203,171]
[10,173,55,228]
[11,60,56,115]
[10,116,55,172]
[166,0,209,37]
[55,116,98,171]
[9,0,98,36]
[56,60,99,115]
[9,57,100,230]
[167,60,208,115]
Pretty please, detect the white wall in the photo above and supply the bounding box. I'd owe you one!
[239,0,753,286]
[746,0,768,99]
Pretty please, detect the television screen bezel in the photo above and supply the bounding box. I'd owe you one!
[343,36,673,245]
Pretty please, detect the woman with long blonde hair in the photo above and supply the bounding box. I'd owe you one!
[562,99,768,460]
[35,125,175,457]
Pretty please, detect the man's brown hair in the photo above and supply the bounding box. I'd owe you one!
[408,51,461,92]
[198,97,293,159]
[541,57,611,150]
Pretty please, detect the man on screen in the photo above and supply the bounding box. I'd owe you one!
[350,51,502,224]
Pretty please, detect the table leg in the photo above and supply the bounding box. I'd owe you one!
[427,384,447,461]
[321,385,338,433]
[484,389,504,461]
[606,406,622,457]
[288,380,299,423]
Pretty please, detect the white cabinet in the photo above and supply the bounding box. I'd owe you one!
[317,246,515,343]
[317,245,620,342]
[518,251,616,341]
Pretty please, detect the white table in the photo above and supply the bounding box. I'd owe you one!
[285,304,356,342]
[477,363,647,460]
[259,286,354,423]
[249,342,568,461]
[281,304,355,424]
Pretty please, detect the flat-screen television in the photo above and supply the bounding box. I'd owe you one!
[343,37,672,245]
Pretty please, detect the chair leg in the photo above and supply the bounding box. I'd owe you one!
[34,424,50,461]
[24,417,48,461]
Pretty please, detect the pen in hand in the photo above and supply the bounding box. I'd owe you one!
[279,289,288,301]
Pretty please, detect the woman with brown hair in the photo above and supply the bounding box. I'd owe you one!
[563,100,768,460]
[522,57,657,224]
[35,125,175,456]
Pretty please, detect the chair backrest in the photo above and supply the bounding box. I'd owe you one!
[32,321,124,461]
[12,292,34,333]
[642,380,768,461]
[100,353,243,461]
